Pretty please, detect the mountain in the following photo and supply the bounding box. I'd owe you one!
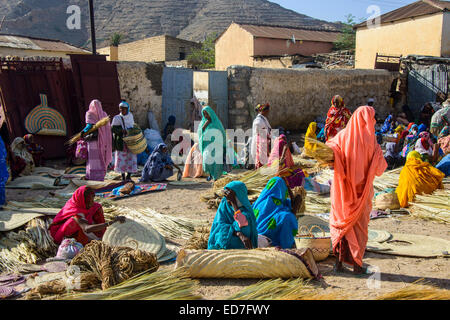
[0,0,341,48]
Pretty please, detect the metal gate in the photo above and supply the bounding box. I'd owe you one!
[70,54,122,120]
[162,67,194,129]
[208,70,228,128]
[408,64,448,113]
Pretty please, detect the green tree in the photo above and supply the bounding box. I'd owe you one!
[333,14,358,51]
[110,33,124,47]
[187,33,217,69]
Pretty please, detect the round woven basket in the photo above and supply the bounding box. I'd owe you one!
[123,125,147,154]
[295,225,331,262]
[374,192,400,210]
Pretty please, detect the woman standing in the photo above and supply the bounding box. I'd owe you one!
[111,101,138,181]
[325,95,352,141]
[81,100,112,181]
[208,181,258,250]
[0,134,9,206]
[49,186,125,246]
[326,106,387,274]
[198,106,226,181]
[251,103,272,169]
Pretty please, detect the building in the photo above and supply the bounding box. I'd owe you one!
[98,35,201,64]
[354,0,450,69]
[0,34,90,58]
[215,22,341,70]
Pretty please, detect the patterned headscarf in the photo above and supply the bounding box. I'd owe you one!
[255,103,270,113]
[331,95,345,109]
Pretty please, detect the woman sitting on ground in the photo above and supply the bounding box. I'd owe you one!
[208,181,258,250]
[49,186,126,246]
[268,134,305,188]
[252,177,301,249]
[10,137,35,177]
[140,143,181,182]
[396,151,445,208]
[23,134,44,167]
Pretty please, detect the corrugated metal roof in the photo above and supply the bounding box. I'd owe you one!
[237,24,341,43]
[0,34,89,53]
[355,0,450,28]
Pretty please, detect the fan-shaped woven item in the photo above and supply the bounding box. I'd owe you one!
[64,166,86,176]
[175,248,317,279]
[367,233,450,258]
[25,94,67,136]
[102,219,167,259]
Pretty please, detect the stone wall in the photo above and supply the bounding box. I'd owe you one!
[116,61,164,129]
[228,66,397,130]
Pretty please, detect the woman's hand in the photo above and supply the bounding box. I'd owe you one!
[122,129,128,137]
[165,164,173,170]
[236,232,253,249]
[224,188,238,210]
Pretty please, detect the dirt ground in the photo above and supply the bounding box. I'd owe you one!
[6,167,450,300]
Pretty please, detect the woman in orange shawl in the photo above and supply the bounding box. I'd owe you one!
[325,95,352,141]
[326,106,387,274]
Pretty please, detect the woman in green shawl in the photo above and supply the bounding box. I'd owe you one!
[197,106,226,181]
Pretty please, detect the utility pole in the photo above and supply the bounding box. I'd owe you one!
[88,0,97,55]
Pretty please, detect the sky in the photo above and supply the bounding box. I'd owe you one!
[271,0,417,23]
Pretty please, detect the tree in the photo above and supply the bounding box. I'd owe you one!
[187,33,217,69]
[333,14,358,51]
[110,33,124,47]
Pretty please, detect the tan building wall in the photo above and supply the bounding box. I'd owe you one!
[98,35,199,63]
[0,47,88,58]
[441,12,450,57]
[355,13,444,69]
[253,38,334,57]
[215,23,254,71]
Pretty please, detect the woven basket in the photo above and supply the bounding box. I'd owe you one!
[295,225,331,262]
[374,192,400,210]
[123,125,147,154]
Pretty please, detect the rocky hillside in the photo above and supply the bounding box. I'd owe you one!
[0,0,341,48]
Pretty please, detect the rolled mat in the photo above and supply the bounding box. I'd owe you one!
[175,248,319,279]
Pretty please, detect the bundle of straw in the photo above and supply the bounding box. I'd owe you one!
[61,269,201,300]
[376,281,450,300]
[303,137,334,164]
[226,278,346,300]
[66,116,110,146]
[409,190,450,224]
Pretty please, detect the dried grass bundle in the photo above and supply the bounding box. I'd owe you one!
[70,240,159,290]
[183,225,211,250]
[376,281,450,300]
[62,269,201,300]
[0,217,57,273]
[66,116,110,146]
[303,137,334,163]
[409,190,450,224]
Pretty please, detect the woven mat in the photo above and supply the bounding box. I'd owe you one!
[25,272,66,289]
[0,211,44,232]
[6,176,59,190]
[102,219,167,259]
[367,233,450,258]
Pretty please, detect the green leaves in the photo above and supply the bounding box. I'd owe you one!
[187,33,217,69]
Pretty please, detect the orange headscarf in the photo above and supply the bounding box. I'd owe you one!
[326,106,387,266]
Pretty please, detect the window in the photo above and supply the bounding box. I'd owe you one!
[179,47,186,60]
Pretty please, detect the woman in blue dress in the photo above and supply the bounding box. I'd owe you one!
[252,177,300,249]
[208,181,258,250]
[0,134,9,206]
[140,143,181,182]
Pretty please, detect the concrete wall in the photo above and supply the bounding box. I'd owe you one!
[253,38,334,57]
[355,13,444,69]
[228,66,396,130]
[441,12,450,57]
[116,61,164,130]
[164,36,200,61]
[215,23,254,71]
